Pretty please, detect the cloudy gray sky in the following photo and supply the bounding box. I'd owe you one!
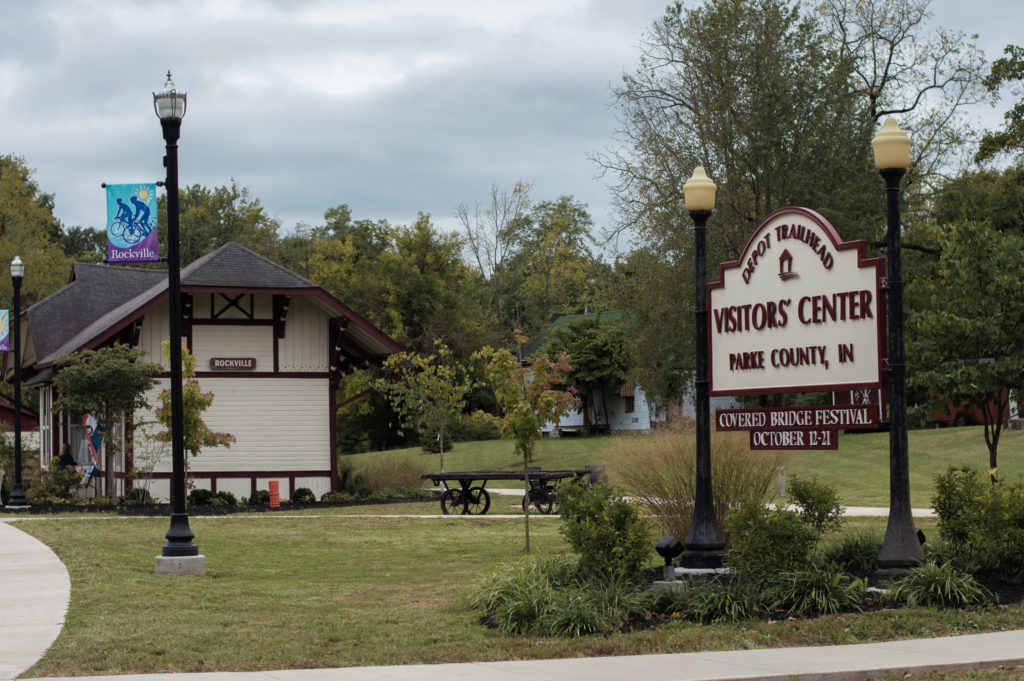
[1,0,1019,243]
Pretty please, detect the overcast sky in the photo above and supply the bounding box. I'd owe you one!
[1,0,1019,246]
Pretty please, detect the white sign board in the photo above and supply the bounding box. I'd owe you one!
[708,207,886,396]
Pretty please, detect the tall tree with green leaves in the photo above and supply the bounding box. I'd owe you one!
[53,344,162,492]
[0,155,74,307]
[545,314,631,428]
[598,0,875,404]
[976,45,1024,163]
[907,221,1024,475]
[477,334,576,552]
[372,343,471,472]
[156,181,281,266]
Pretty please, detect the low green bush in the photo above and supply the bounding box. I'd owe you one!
[320,491,349,503]
[933,465,1024,578]
[788,475,844,536]
[26,462,81,503]
[762,559,865,616]
[890,561,991,608]
[291,487,316,504]
[689,578,760,624]
[250,489,271,505]
[726,499,817,580]
[187,489,237,506]
[558,481,654,580]
[819,528,882,574]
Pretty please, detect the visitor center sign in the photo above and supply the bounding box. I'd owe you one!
[708,207,886,397]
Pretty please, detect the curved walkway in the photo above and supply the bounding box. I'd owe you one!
[0,520,70,681]
[4,515,1023,681]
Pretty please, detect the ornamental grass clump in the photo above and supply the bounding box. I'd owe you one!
[609,424,781,543]
[889,561,991,608]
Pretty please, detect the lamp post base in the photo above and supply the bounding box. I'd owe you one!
[155,554,206,576]
[680,548,725,570]
[5,484,28,509]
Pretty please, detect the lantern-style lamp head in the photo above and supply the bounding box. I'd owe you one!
[872,117,911,170]
[153,71,187,120]
[683,166,717,212]
[10,256,24,281]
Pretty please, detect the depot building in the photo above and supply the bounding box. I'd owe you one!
[8,242,402,501]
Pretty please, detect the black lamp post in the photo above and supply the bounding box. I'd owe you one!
[873,117,924,574]
[6,256,27,508]
[154,72,199,562]
[680,167,725,569]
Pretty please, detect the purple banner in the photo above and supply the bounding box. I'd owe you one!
[0,310,9,352]
[106,183,159,263]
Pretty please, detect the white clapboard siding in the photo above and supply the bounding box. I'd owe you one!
[278,297,329,372]
[138,301,171,367]
[138,377,330,473]
[192,326,274,371]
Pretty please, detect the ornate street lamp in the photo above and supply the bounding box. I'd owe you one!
[680,166,725,569]
[6,256,28,508]
[873,117,924,574]
[153,72,204,574]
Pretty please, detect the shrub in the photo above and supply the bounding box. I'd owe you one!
[890,561,991,608]
[787,475,844,536]
[558,481,654,580]
[762,559,865,616]
[291,487,316,504]
[187,488,215,505]
[933,465,1024,578]
[126,487,151,504]
[321,491,349,503]
[339,451,429,496]
[819,528,882,574]
[610,424,781,544]
[469,554,647,636]
[213,491,237,506]
[250,489,271,505]
[26,462,82,503]
[726,499,817,580]
[689,578,760,624]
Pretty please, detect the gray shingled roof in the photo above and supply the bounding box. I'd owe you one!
[26,262,165,363]
[27,242,400,368]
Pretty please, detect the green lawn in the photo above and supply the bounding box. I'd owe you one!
[14,512,1024,677]
[356,426,1024,508]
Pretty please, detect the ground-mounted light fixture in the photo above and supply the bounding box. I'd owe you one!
[680,167,725,569]
[656,535,685,580]
[153,72,204,576]
[872,117,924,575]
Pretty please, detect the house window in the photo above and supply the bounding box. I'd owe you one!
[624,395,635,413]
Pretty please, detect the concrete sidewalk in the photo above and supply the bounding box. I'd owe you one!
[0,520,70,681]
[4,515,1021,681]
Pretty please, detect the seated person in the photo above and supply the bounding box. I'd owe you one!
[57,444,76,470]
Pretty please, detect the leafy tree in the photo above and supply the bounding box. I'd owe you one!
[510,196,605,336]
[544,314,631,427]
[477,334,577,551]
[907,221,1024,474]
[154,341,236,472]
[0,155,74,307]
[931,165,1024,235]
[457,182,533,335]
[372,343,472,471]
[53,343,162,492]
[822,0,989,188]
[599,0,876,405]
[156,181,281,266]
[977,45,1024,163]
[57,226,107,262]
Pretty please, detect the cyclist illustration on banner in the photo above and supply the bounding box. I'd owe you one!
[0,310,8,353]
[105,183,159,263]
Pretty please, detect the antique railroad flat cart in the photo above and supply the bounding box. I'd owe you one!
[421,468,598,515]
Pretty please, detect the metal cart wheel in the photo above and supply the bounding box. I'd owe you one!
[464,486,490,515]
[440,488,464,515]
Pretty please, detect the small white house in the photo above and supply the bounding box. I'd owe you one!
[11,242,401,501]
